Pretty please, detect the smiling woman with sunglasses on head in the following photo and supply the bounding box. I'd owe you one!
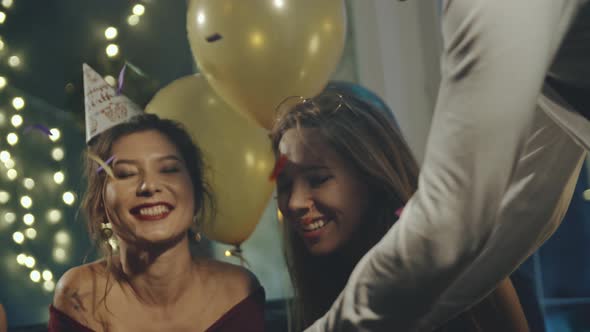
[271,90,530,332]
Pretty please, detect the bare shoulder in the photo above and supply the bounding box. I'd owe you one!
[53,261,109,328]
[202,259,261,299]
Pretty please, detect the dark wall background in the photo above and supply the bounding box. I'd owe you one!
[3,0,194,127]
[0,0,196,327]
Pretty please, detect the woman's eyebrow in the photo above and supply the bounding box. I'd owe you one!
[114,155,182,166]
[301,165,329,171]
[157,155,182,162]
[113,159,135,166]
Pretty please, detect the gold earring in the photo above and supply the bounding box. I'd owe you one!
[100,221,113,241]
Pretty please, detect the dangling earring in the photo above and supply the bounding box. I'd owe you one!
[100,221,113,241]
[192,215,202,242]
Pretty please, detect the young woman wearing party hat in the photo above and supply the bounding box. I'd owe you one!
[49,64,265,332]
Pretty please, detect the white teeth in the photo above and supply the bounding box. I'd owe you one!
[301,219,329,232]
[138,205,170,216]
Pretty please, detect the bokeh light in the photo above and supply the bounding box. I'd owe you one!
[104,27,118,40]
[49,128,60,141]
[23,178,35,190]
[30,270,41,283]
[62,192,75,205]
[8,55,20,67]
[23,213,34,226]
[53,171,64,184]
[106,44,119,57]
[25,227,37,239]
[127,14,140,26]
[47,209,62,224]
[51,147,64,161]
[12,97,25,110]
[132,4,145,16]
[7,132,18,145]
[20,195,32,209]
[13,231,24,244]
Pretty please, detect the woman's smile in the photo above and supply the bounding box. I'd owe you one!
[130,202,175,221]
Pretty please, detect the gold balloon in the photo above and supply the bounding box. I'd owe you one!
[146,74,274,245]
[187,0,347,130]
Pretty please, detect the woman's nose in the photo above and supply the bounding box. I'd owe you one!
[136,174,162,196]
[287,181,312,217]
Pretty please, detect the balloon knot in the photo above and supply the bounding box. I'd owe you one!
[228,245,250,268]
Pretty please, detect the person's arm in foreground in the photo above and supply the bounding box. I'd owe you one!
[416,101,586,331]
[305,1,585,331]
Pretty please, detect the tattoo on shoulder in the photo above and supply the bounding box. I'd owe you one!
[65,287,89,313]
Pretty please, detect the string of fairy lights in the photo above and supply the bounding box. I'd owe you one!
[0,1,147,293]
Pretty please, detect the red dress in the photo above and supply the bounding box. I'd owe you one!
[48,287,266,332]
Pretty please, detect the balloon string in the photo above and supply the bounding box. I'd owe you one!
[228,245,250,268]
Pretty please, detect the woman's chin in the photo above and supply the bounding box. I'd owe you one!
[304,239,339,256]
[130,229,188,247]
[300,223,341,255]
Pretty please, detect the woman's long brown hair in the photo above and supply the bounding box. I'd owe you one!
[270,91,419,330]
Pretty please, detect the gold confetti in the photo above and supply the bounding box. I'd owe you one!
[86,151,115,179]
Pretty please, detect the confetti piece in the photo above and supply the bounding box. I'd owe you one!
[206,33,223,43]
[23,124,53,137]
[87,152,116,179]
[124,61,148,78]
[116,64,127,96]
[269,154,288,181]
[98,155,115,173]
